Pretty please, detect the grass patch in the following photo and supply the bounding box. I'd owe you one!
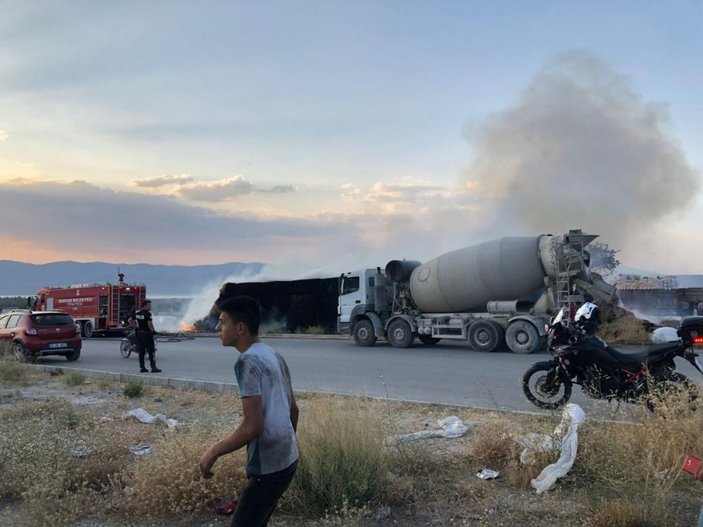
[123,380,144,398]
[63,370,86,386]
[285,397,392,515]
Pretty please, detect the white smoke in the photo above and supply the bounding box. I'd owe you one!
[465,50,701,249]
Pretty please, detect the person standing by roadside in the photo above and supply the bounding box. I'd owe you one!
[134,299,161,373]
[199,295,299,527]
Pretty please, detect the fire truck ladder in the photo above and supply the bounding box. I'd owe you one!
[554,231,596,318]
[110,285,120,326]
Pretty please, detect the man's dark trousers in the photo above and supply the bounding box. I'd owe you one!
[136,332,156,371]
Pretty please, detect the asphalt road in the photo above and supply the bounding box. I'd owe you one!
[40,335,703,415]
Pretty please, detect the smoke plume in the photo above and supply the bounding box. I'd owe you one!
[465,51,700,247]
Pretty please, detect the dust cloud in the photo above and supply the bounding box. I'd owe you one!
[465,50,700,247]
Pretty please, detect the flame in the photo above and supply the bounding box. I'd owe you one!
[181,322,196,333]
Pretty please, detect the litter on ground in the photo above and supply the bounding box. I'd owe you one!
[125,407,179,429]
[518,403,585,494]
[396,415,469,443]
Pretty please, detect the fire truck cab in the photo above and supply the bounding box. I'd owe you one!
[31,274,147,337]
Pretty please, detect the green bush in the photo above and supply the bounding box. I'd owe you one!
[123,380,144,398]
[63,371,86,386]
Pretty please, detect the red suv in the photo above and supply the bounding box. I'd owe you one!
[0,310,82,362]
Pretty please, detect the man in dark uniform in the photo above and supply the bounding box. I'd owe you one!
[134,299,161,373]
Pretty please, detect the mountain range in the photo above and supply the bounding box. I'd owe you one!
[0,260,265,297]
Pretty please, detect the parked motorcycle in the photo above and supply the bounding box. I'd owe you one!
[522,303,703,410]
[120,329,137,358]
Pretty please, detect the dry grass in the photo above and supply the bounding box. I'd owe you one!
[1,372,702,526]
[597,313,652,345]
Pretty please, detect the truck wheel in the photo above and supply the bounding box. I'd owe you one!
[352,320,377,347]
[418,335,441,345]
[82,321,94,338]
[388,319,413,348]
[467,320,503,352]
[506,320,540,354]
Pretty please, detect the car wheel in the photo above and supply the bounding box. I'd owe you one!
[12,342,34,363]
[65,348,81,361]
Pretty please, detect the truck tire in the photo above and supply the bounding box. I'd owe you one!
[418,335,441,345]
[352,320,377,347]
[82,321,94,338]
[388,319,413,348]
[467,320,503,352]
[506,320,540,354]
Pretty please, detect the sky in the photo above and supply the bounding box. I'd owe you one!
[0,0,701,277]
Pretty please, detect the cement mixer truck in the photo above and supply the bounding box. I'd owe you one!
[338,229,616,353]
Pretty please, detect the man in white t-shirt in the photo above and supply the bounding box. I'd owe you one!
[199,295,299,527]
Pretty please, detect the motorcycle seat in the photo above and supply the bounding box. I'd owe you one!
[605,342,681,366]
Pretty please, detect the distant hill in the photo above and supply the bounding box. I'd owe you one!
[0,260,266,296]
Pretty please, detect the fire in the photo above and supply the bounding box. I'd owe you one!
[181,322,196,333]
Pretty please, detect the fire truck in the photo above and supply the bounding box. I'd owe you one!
[31,273,147,337]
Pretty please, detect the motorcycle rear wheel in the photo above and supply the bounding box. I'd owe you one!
[646,371,698,413]
[523,362,573,409]
[120,339,132,358]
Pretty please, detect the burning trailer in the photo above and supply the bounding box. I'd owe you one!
[198,277,339,334]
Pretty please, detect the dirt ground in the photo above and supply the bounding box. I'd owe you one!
[1,370,701,527]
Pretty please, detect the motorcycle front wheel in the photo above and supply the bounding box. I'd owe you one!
[120,339,132,358]
[522,361,573,409]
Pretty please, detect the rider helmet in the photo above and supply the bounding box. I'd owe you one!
[574,302,600,334]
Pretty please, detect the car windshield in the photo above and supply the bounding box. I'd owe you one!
[31,314,74,325]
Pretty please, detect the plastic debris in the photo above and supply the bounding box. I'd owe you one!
[125,407,179,429]
[476,469,500,480]
[129,444,154,456]
[525,403,585,494]
[396,416,469,443]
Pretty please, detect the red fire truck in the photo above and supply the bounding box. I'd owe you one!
[32,274,147,337]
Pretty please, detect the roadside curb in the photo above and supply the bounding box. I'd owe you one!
[35,364,240,394]
[31,364,558,419]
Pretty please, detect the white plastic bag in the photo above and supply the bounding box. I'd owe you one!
[125,407,179,429]
[517,403,585,494]
[396,415,469,443]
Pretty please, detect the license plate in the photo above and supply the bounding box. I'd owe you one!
[49,343,67,349]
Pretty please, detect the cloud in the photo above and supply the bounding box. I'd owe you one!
[130,174,195,188]
[0,179,350,265]
[177,176,256,202]
[0,130,8,141]
[259,184,296,194]
[464,50,701,248]
[127,174,295,201]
